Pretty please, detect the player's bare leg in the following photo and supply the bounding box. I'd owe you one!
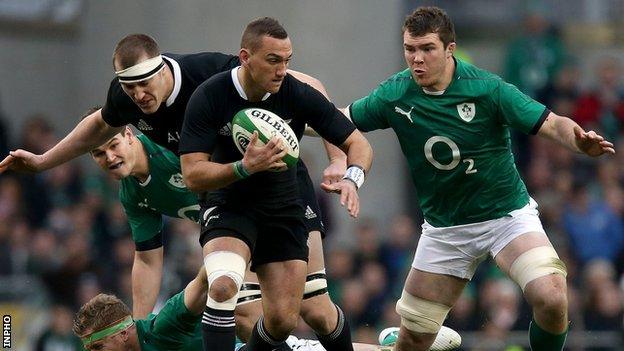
[395,269,466,351]
[299,231,354,350]
[246,259,307,350]
[201,237,251,351]
[233,271,262,341]
[495,232,568,350]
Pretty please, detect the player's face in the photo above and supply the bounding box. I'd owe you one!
[247,36,292,94]
[90,132,136,180]
[116,57,167,114]
[403,31,455,90]
[84,331,128,351]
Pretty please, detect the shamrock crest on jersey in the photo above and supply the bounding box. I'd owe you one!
[456,102,476,122]
[168,173,187,188]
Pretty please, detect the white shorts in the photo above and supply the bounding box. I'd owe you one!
[412,198,546,280]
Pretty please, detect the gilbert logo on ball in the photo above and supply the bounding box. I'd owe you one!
[232,108,299,169]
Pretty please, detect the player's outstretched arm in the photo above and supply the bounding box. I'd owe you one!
[132,247,164,319]
[320,130,372,218]
[184,266,209,315]
[537,112,615,156]
[0,109,122,174]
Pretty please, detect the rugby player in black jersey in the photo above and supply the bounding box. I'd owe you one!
[0,32,367,349]
[179,17,372,351]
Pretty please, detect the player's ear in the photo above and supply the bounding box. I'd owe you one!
[120,329,129,342]
[446,42,456,58]
[239,48,251,65]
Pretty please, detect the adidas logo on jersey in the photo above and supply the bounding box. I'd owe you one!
[137,119,153,131]
[304,206,317,219]
[219,122,232,136]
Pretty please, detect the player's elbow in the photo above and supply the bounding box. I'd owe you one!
[183,172,203,193]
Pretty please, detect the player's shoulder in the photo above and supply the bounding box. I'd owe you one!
[165,52,239,83]
[373,69,416,103]
[199,69,232,91]
[454,58,504,88]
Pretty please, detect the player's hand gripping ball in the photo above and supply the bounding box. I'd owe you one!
[232,108,299,169]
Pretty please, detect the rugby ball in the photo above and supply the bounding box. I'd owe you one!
[232,108,299,169]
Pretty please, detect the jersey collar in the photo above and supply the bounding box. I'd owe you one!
[163,55,182,107]
[231,66,271,101]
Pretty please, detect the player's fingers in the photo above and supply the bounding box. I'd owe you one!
[320,182,339,193]
[266,136,280,149]
[599,140,614,148]
[270,161,287,170]
[249,131,259,146]
[0,154,14,169]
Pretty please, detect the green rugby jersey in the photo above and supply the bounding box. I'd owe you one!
[119,135,200,247]
[351,58,548,227]
[135,291,203,350]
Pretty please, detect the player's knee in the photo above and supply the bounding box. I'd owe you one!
[395,290,450,334]
[209,276,239,302]
[530,281,568,316]
[508,246,567,292]
[204,251,247,311]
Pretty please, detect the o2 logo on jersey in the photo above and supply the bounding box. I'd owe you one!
[424,136,477,174]
[178,204,200,222]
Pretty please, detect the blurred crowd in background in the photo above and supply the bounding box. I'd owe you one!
[0,11,624,351]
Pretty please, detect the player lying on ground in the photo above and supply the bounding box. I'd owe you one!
[2,33,366,348]
[88,127,461,350]
[73,266,460,351]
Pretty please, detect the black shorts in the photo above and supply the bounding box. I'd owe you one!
[296,161,326,237]
[198,203,309,271]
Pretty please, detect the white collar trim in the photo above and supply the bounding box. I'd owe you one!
[163,55,182,106]
[422,88,445,95]
[230,66,271,101]
[138,174,152,187]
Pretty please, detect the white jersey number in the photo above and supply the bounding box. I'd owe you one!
[424,136,477,174]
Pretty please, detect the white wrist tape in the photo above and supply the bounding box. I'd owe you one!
[343,165,365,189]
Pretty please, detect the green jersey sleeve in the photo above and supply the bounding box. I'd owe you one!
[122,199,163,245]
[497,80,549,135]
[151,291,200,338]
[350,87,392,132]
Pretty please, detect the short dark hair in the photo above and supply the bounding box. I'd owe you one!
[241,17,288,52]
[113,34,160,70]
[73,293,131,338]
[403,7,456,48]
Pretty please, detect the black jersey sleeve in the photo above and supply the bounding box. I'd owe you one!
[291,77,356,146]
[179,82,220,155]
[101,79,135,127]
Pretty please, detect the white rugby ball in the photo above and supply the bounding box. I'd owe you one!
[232,108,299,169]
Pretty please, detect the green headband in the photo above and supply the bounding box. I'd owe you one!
[81,316,134,347]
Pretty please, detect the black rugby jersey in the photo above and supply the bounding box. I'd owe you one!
[179,67,356,207]
[101,52,240,154]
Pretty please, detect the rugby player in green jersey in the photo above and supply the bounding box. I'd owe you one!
[73,267,208,351]
[325,6,615,351]
[88,126,459,351]
[89,124,199,317]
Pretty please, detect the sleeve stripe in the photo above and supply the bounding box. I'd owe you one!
[529,108,551,135]
[135,232,164,251]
